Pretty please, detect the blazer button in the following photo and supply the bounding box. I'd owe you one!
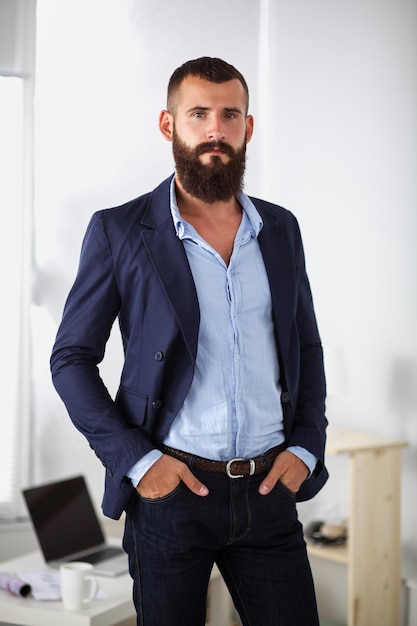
[154,351,164,361]
[281,392,290,403]
[152,399,162,409]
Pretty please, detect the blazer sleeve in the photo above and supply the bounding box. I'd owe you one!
[288,218,328,500]
[50,212,154,488]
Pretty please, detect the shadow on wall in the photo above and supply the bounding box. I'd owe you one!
[388,357,417,421]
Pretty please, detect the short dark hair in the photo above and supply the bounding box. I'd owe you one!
[167,57,249,114]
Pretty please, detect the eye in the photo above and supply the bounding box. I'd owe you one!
[225,112,236,119]
[192,111,206,118]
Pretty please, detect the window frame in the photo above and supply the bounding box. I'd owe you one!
[0,0,36,520]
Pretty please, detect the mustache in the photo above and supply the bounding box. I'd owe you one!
[194,141,235,158]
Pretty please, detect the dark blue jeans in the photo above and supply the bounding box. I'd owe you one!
[123,467,319,626]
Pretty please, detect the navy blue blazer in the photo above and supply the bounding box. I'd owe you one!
[51,175,328,519]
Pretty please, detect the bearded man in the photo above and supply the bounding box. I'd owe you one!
[51,57,328,626]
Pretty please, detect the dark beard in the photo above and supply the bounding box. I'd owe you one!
[172,128,247,204]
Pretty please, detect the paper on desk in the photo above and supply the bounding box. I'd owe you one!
[17,570,61,600]
[17,570,106,601]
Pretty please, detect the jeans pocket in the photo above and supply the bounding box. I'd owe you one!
[137,481,183,504]
[276,479,297,498]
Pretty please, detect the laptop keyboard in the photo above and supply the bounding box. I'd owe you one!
[73,546,124,564]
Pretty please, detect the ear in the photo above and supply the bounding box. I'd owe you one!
[159,110,174,142]
[245,114,254,144]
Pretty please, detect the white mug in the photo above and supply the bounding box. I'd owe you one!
[60,562,98,610]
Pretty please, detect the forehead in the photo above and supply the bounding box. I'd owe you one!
[175,76,247,112]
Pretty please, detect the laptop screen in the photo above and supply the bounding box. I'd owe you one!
[23,475,106,562]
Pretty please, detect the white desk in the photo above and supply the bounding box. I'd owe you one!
[0,550,232,626]
[0,550,135,626]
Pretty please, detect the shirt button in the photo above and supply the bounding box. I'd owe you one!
[154,351,164,361]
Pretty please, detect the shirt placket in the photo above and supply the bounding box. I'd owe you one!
[226,232,251,457]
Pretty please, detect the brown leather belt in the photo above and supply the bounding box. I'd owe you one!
[160,443,286,478]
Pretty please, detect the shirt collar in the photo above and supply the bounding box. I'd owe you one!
[169,176,263,240]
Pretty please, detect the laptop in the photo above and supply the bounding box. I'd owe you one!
[22,475,128,576]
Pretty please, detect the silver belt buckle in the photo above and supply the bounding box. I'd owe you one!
[226,457,256,479]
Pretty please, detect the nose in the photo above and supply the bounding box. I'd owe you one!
[206,114,225,141]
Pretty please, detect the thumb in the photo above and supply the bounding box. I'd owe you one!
[181,466,209,497]
[258,473,280,495]
[258,453,287,496]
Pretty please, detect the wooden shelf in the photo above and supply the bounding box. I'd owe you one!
[325,428,407,455]
[314,429,407,626]
[307,542,348,565]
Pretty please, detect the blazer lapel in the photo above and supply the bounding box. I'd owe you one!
[140,178,200,361]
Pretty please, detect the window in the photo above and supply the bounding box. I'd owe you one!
[0,0,36,519]
[0,77,31,517]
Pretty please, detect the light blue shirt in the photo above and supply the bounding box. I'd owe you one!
[127,179,316,485]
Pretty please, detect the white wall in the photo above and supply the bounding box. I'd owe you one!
[28,0,416,619]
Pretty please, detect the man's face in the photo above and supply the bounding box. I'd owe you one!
[160,76,254,203]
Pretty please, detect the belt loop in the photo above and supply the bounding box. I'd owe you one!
[264,453,274,473]
[187,453,197,471]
